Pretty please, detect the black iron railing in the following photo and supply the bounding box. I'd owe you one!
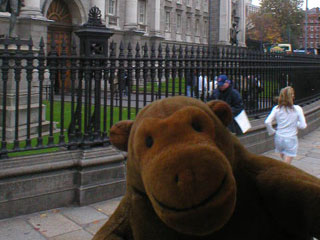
[1,36,320,158]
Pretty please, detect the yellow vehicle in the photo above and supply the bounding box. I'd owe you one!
[270,46,285,53]
[270,44,292,54]
[278,44,292,53]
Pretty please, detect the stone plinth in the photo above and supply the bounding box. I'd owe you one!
[0,39,51,142]
[0,146,126,219]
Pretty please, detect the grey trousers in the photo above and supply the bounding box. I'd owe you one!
[0,0,19,14]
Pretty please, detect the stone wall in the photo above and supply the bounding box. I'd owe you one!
[0,146,126,219]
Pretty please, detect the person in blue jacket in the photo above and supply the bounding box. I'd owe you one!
[209,74,244,135]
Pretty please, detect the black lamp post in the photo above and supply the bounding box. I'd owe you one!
[72,6,114,147]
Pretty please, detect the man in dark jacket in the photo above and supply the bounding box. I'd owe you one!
[209,74,244,135]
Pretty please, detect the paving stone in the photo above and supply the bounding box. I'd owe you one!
[92,197,122,216]
[299,148,314,154]
[301,141,316,145]
[84,218,108,235]
[297,148,310,155]
[299,162,320,176]
[304,136,320,140]
[292,155,305,161]
[299,144,314,150]
[48,230,92,240]
[263,151,280,159]
[312,168,320,177]
[309,148,320,154]
[299,140,314,145]
[61,206,107,226]
[298,162,319,169]
[300,156,320,164]
[27,212,81,238]
[292,162,316,176]
[306,152,320,159]
[0,218,46,240]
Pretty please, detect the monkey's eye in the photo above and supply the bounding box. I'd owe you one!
[146,136,153,148]
[192,121,202,132]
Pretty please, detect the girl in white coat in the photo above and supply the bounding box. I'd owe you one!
[265,86,307,164]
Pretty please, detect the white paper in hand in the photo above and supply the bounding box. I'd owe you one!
[234,110,252,133]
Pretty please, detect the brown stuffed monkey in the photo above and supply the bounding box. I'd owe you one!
[93,96,320,240]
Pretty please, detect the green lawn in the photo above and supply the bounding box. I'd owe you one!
[238,79,281,99]
[4,101,137,157]
[46,101,137,131]
[132,78,186,94]
[259,79,282,98]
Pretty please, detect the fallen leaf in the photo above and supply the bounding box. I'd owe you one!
[40,214,47,218]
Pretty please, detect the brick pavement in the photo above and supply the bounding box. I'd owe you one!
[1,127,320,240]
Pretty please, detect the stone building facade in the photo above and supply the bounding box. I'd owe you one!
[0,0,247,50]
[246,0,259,16]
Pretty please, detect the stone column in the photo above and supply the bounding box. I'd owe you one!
[17,0,50,47]
[148,0,163,45]
[211,0,220,44]
[124,0,138,30]
[218,0,232,45]
[149,0,161,36]
[20,0,42,17]
[91,0,106,22]
[237,0,246,47]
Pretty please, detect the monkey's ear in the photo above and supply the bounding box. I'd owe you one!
[109,120,134,152]
[207,100,233,127]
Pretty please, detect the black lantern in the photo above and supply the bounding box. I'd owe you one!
[75,6,113,57]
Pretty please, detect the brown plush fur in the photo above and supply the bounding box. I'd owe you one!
[93,96,320,240]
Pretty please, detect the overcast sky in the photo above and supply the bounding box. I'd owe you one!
[251,0,320,9]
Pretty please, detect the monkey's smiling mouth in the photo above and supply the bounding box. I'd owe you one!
[152,175,227,212]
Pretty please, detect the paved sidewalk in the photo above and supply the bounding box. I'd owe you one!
[263,128,320,178]
[1,128,320,240]
[0,197,121,240]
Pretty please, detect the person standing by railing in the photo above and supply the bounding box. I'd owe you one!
[186,70,197,97]
[265,86,307,164]
[197,74,207,100]
[209,74,244,135]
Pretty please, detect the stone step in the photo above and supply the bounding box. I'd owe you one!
[0,103,47,127]
[0,121,59,142]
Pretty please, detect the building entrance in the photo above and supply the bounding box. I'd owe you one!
[46,0,73,92]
